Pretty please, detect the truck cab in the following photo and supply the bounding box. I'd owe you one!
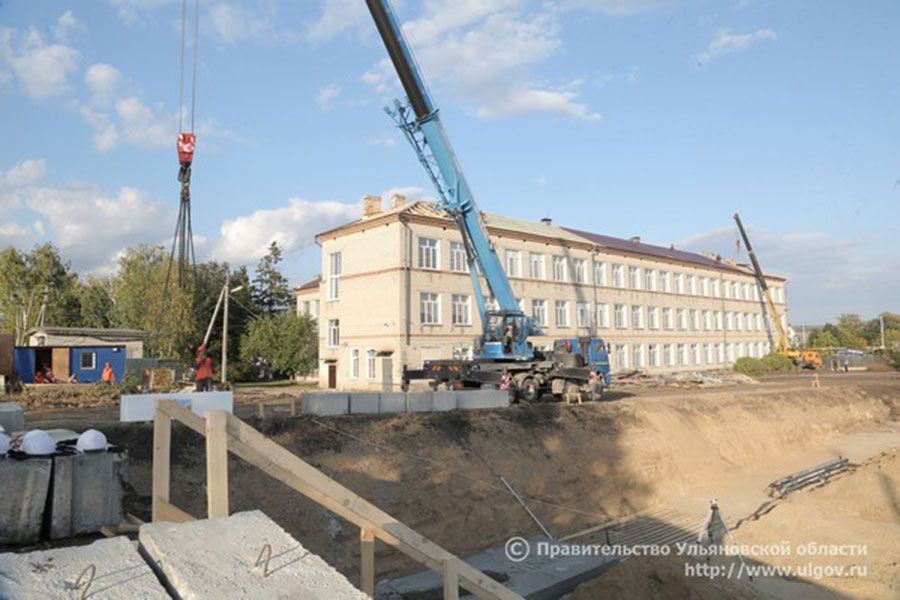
[552,337,612,386]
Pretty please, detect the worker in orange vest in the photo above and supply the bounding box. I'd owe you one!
[101,362,115,384]
[194,345,214,392]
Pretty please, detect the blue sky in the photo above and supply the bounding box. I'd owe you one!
[1,0,897,324]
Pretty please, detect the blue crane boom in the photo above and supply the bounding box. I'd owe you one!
[364,0,540,361]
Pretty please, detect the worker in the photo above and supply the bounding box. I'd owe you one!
[194,345,214,392]
[503,322,516,354]
[101,362,115,384]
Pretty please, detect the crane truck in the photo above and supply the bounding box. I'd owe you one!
[733,213,822,369]
[363,0,611,402]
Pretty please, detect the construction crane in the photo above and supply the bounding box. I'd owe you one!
[364,0,610,401]
[733,213,822,369]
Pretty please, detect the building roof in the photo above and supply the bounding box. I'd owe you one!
[25,326,146,339]
[294,275,321,293]
[316,200,785,280]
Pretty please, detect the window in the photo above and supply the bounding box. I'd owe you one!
[701,277,709,296]
[692,343,701,365]
[614,304,628,329]
[555,300,570,327]
[418,238,439,270]
[675,273,685,294]
[594,262,608,286]
[705,343,714,365]
[420,292,441,325]
[688,275,697,295]
[505,250,522,277]
[80,351,96,370]
[616,344,629,369]
[532,299,548,326]
[631,305,644,329]
[726,312,734,331]
[752,284,760,301]
[663,307,674,330]
[704,310,712,331]
[678,343,688,365]
[644,269,656,291]
[327,252,341,300]
[742,283,751,300]
[552,256,567,281]
[727,343,735,363]
[597,303,610,328]
[691,309,700,331]
[529,253,545,279]
[629,267,641,289]
[716,311,724,330]
[576,302,590,327]
[660,271,671,293]
[350,349,359,378]
[648,306,660,330]
[724,281,732,299]
[573,259,587,284]
[327,319,340,347]
[664,344,674,366]
[451,294,471,326]
[632,344,644,368]
[612,264,624,288]
[737,342,746,358]
[717,343,725,363]
[713,279,721,298]
[366,349,376,379]
[450,242,467,273]
[676,308,687,331]
[756,313,763,331]
[649,344,660,367]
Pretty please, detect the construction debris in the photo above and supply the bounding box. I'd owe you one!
[612,369,758,388]
[765,456,853,498]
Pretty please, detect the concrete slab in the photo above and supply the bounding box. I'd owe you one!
[456,389,510,410]
[139,510,367,600]
[49,451,128,540]
[0,536,170,599]
[349,393,380,415]
[378,392,406,414]
[0,457,51,545]
[376,537,616,600]
[0,401,24,434]
[120,392,233,422]
[301,392,349,416]
[406,391,434,412]
[432,391,458,412]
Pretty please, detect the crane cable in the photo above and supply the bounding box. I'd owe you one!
[177,0,200,135]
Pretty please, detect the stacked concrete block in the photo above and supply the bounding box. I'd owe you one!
[0,401,24,434]
[49,451,128,539]
[378,392,406,414]
[0,536,170,599]
[302,392,350,416]
[405,391,434,412]
[456,390,510,410]
[349,393,380,415]
[0,457,52,545]
[139,510,368,599]
[432,391,458,412]
[120,392,233,422]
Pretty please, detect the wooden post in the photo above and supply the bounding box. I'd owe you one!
[360,527,376,597]
[205,410,230,518]
[443,558,459,600]
[152,404,172,522]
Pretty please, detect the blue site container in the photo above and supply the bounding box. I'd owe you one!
[70,346,126,383]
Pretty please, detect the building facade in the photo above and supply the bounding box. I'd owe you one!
[300,197,788,391]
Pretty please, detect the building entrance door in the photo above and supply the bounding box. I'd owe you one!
[381,357,392,392]
[327,364,337,389]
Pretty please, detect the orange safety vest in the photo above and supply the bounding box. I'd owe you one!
[102,365,114,383]
[195,355,214,380]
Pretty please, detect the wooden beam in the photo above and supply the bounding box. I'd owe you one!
[151,404,172,522]
[360,526,376,597]
[443,558,459,600]
[205,410,230,519]
[153,497,196,523]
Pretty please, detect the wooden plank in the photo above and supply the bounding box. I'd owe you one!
[443,558,459,600]
[51,347,69,382]
[205,410,230,519]
[153,497,196,523]
[151,405,172,522]
[360,527,375,597]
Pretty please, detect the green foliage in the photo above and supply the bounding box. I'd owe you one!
[251,241,292,315]
[734,352,794,376]
[240,312,317,379]
[889,349,900,371]
[78,277,114,328]
[809,329,840,348]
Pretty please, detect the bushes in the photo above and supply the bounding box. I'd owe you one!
[734,352,795,376]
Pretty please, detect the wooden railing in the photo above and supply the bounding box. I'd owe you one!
[152,400,523,600]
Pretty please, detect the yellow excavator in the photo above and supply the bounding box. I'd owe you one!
[734,214,822,369]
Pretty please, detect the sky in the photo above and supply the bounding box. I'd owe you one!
[0,0,897,324]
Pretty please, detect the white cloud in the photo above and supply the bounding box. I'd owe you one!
[381,186,430,204]
[206,2,299,45]
[0,24,81,98]
[562,0,673,15]
[104,0,177,25]
[2,159,47,188]
[697,28,777,64]
[85,63,122,105]
[306,0,369,43]
[366,134,399,148]
[115,96,175,147]
[315,83,342,110]
[213,198,359,264]
[53,11,85,43]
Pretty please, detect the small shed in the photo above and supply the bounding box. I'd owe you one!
[24,327,145,359]
[14,345,126,384]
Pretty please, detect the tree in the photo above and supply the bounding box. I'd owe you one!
[835,313,867,349]
[251,241,292,315]
[240,312,317,379]
[810,328,840,348]
[78,277,114,328]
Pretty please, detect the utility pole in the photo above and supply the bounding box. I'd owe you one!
[881,314,886,350]
[222,270,230,385]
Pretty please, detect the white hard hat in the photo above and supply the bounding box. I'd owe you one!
[21,430,56,456]
[0,433,10,455]
[76,429,108,453]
